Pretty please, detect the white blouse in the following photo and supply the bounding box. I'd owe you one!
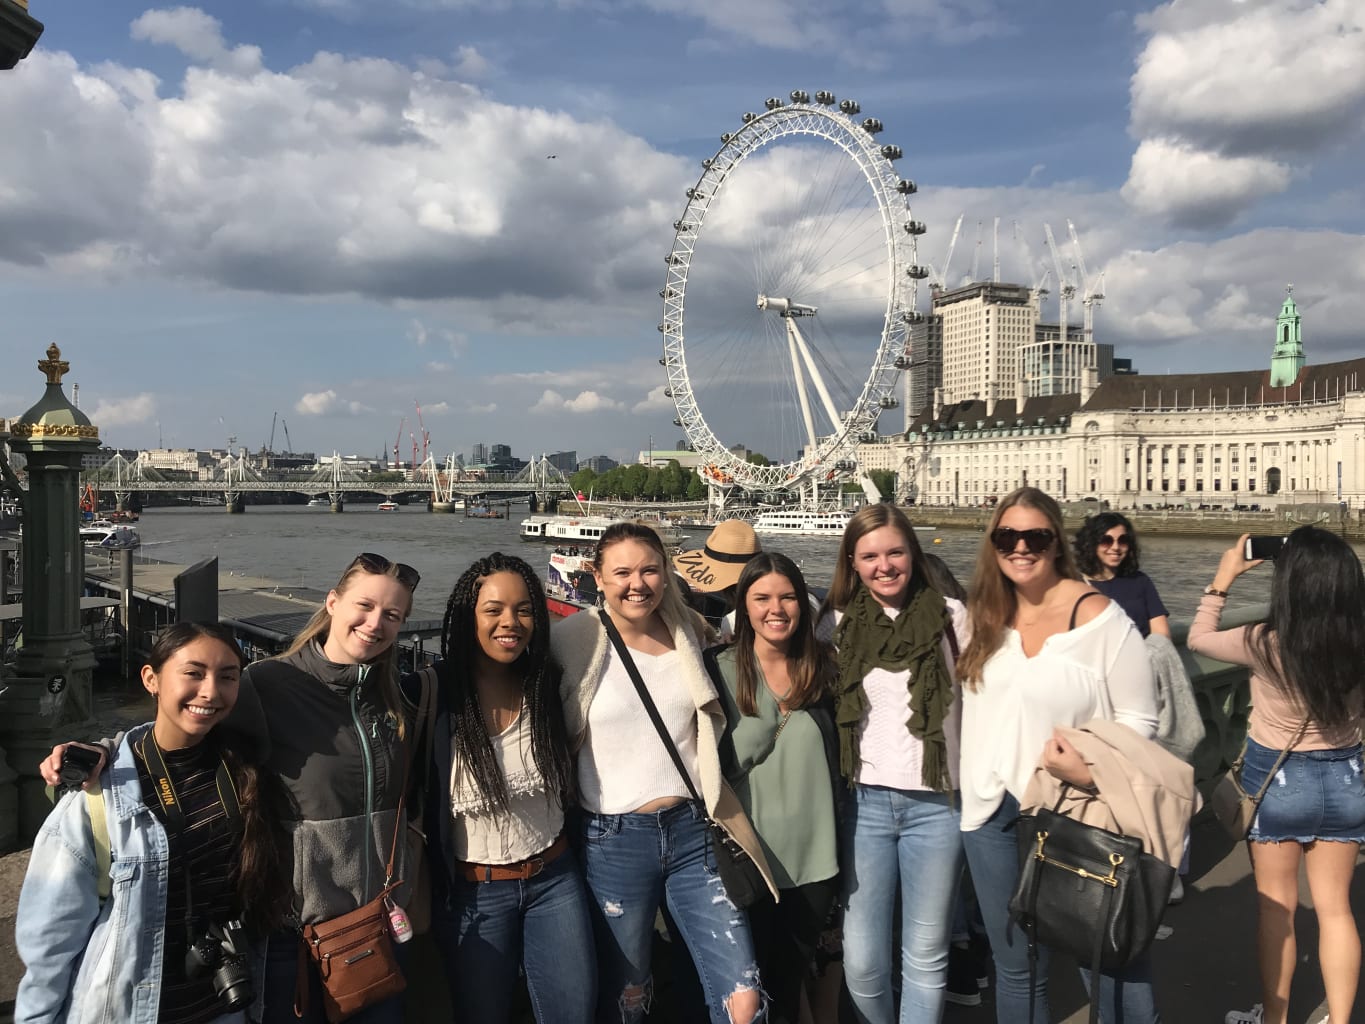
[959,599,1158,832]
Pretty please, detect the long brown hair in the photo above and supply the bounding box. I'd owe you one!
[145,623,291,934]
[281,555,414,739]
[731,552,834,715]
[957,487,1079,687]
[821,503,931,616]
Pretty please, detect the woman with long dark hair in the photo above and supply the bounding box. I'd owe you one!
[425,552,592,1023]
[1074,512,1170,639]
[550,521,774,1024]
[39,553,422,1023]
[956,487,1160,1024]
[821,503,967,1024]
[1190,528,1365,1024]
[18,623,289,1023]
[711,552,840,1024]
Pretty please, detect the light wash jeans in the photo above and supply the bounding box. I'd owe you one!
[841,785,963,1024]
[432,849,596,1023]
[579,802,766,1024]
[963,792,1161,1024]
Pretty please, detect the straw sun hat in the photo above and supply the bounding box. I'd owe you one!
[672,519,762,593]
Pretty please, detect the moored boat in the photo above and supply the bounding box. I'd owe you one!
[377,500,399,511]
[519,513,684,547]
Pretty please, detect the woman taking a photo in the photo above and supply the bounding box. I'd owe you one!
[711,552,840,1024]
[550,521,774,1024]
[1189,528,1365,1024]
[956,487,1160,1024]
[17,623,289,1024]
[425,552,593,1023]
[822,503,967,1024]
[1074,512,1171,638]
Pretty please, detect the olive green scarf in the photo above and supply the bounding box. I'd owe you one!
[833,579,954,791]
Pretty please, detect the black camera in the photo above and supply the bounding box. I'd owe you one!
[58,745,103,791]
[185,919,254,1010]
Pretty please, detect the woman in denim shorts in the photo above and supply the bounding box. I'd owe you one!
[1189,526,1365,1024]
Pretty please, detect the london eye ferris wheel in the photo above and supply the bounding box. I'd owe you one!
[659,90,926,506]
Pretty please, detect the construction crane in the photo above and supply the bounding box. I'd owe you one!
[1068,219,1105,344]
[414,401,430,465]
[992,217,1000,284]
[282,419,294,455]
[266,412,277,455]
[929,213,964,291]
[969,219,984,283]
[1013,220,1050,314]
[393,417,406,469]
[1043,223,1075,346]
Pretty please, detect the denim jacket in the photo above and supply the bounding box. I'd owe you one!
[14,722,243,1024]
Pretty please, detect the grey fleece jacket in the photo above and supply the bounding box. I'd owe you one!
[234,642,413,925]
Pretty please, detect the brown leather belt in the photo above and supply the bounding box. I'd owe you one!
[459,834,569,883]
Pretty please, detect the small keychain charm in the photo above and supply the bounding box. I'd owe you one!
[385,897,413,943]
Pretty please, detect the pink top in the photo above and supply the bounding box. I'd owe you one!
[1187,594,1363,751]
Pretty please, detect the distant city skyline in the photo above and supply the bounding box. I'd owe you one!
[3,0,1364,466]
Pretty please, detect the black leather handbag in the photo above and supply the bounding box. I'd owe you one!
[1010,795,1175,1024]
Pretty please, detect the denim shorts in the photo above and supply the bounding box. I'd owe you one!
[1241,738,1365,843]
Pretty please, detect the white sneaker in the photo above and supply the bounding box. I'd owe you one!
[1224,1006,1263,1024]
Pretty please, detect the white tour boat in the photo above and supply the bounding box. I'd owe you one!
[520,513,685,548]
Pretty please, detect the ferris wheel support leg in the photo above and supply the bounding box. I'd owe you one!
[788,324,819,453]
[787,319,844,435]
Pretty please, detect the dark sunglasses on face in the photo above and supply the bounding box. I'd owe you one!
[352,552,421,590]
[1097,534,1132,549]
[990,527,1056,555]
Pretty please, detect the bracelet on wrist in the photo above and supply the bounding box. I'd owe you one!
[1204,585,1229,598]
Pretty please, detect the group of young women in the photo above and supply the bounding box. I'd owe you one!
[15,487,1365,1024]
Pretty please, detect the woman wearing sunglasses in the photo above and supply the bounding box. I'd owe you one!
[40,551,424,1024]
[1074,513,1170,639]
[955,488,1160,1023]
[820,503,967,1024]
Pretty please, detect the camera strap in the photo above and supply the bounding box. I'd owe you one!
[137,732,244,940]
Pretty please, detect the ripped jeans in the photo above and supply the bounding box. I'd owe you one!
[579,802,766,1024]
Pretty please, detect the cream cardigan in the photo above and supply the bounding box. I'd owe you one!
[551,606,778,899]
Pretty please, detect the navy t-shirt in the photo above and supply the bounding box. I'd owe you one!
[1090,572,1168,638]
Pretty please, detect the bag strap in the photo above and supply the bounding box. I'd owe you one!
[85,782,112,903]
[1244,716,1311,804]
[1068,591,1104,630]
[598,610,705,810]
[1024,827,1104,1024]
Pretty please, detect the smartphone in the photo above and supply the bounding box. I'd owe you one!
[1244,535,1287,561]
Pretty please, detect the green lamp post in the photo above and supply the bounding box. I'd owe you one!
[0,0,43,71]
[0,344,100,845]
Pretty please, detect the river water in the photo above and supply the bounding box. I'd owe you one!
[130,506,1287,621]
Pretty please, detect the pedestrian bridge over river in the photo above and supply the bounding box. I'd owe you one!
[76,452,574,510]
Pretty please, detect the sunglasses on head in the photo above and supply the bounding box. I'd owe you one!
[351,552,421,590]
[1097,533,1132,549]
[990,527,1056,555]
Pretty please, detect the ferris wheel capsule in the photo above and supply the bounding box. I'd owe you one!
[839,99,861,114]
[862,118,883,134]
[903,220,927,235]
[897,179,918,194]
[765,97,785,110]
[906,265,929,279]
[815,91,836,105]
[881,144,903,160]
[790,90,810,104]
[741,112,757,123]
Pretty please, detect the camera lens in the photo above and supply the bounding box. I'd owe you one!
[212,954,254,1011]
[58,764,91,787]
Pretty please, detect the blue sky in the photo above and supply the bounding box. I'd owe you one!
[3,0,1365,466]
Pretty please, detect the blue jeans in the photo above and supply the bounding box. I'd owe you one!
[433,848,596,1023]
[259,929,406,1024]
[579,802,766,1024]
[841,785,963,1024]
[963,792,1161,1024]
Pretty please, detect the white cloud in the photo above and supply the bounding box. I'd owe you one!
[295,389,338,415]
[90,393,155,426]
[425,401,451,414]
[1121,139,1291,229]
[469,401,498,414]
[452,45,490,80]
[1124,0,1365,226]
[408,319,430,346]
[632,384,674,413]
[130,7,263,74]
[531,388,623,414]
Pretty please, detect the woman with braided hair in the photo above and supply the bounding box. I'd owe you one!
[423,552,593,1024]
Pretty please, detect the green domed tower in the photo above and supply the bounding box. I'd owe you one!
[1269,284,1305,388]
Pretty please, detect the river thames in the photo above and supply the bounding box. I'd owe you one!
[125,505,1294,619]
